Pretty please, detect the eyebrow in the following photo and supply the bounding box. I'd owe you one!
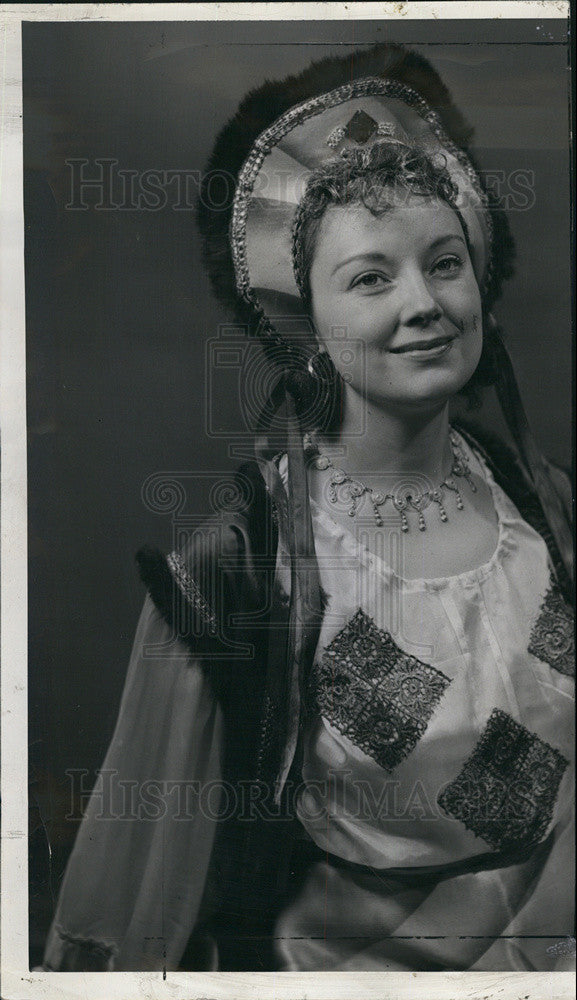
[331,234,468,276]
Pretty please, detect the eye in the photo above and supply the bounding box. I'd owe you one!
[350,271,391,291]
[432,254,464,276]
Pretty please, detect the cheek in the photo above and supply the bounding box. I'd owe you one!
[444,281,482,333]
[318,297,395,350]
[460,277,482,318]
[312,301,380,390]
[469,314,484,367]
[466,289,483,345]
[310,291,337,340]
[313,294,376,354]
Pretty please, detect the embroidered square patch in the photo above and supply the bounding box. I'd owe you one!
[438,708,569,850]
[310,608,450,771]
[528,584,574,677]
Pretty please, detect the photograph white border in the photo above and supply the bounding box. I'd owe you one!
[1,3,573,999]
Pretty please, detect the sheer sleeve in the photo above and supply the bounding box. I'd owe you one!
[43,595,225,972]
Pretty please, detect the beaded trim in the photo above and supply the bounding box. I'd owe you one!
[528,582,575,677]
[230,76,494,351]
[166,551,218,632]
[309,608,451,771]
[438,708,569,851]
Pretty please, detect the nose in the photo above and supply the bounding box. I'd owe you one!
[398,271,443,328]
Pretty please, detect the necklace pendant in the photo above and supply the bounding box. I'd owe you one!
[348,494,360,517]
[370,496,384,526]
[430,488,449,524]
[311,429,474,536]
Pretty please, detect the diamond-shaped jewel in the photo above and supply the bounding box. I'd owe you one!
[345,110,379,144]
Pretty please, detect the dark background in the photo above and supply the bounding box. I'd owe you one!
[24,17,572,965]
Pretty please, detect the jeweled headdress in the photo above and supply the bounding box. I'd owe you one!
[229,76,492,345]
[198,45,514,342]
[197,44,572,591]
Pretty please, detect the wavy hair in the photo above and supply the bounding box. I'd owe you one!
[289,141,500,426]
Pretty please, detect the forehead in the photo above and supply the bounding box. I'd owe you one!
[313,196,464,263]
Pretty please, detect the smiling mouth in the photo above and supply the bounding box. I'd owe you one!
[389,335,456,354]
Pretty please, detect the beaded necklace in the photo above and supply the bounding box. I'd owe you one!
[304,430,477,533]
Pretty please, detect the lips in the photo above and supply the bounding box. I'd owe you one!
[389,335,456,354]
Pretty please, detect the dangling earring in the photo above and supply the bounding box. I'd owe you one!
[307,348,331,380]
[304,348,342,433]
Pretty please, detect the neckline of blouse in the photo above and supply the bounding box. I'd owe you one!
[275,429,519,591]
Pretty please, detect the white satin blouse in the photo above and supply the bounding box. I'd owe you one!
[275,431,574,970]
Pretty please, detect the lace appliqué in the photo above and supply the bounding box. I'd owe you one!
[438,708,569,850]
[528,584,575,678]
[309,608,451,771]
[167,551,218,631]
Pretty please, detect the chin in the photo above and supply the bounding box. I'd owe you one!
[367,369,478,411]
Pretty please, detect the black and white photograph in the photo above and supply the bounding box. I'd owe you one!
[1,3,574,997]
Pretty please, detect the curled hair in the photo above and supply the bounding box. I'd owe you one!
[197,45,516,430]
[291,140,501,415]
[197,47,516,432]
[292,140,470,305]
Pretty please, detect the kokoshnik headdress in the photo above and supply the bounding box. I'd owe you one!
[230,79,491,334]
[198,45,573,617]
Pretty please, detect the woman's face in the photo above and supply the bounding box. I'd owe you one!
[308,193,483,413]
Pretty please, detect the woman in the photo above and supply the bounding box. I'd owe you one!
[43,44,574,973]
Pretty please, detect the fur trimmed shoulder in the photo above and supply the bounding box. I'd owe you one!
[136,460,279,669]
[136,543,219,639]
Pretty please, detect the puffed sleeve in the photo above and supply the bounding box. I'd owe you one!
[42,594,225,972]
[43,464,277,972]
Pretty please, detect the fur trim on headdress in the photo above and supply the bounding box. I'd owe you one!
[196,42,515,327]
